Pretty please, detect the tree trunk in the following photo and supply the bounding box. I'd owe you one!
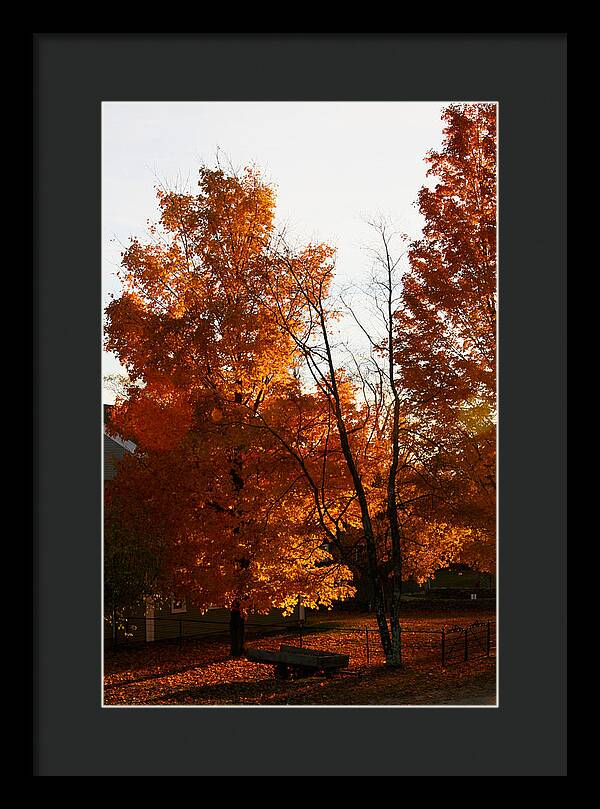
[319,314,393,661]
[389,573,402,667]
[229,606,245,657]
[388,469,403,668]
[371,572,393,662]
[384,227,404,669]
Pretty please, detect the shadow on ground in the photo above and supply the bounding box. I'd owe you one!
[143,664,496,706]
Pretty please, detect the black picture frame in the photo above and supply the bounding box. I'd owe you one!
[33,33,566,776]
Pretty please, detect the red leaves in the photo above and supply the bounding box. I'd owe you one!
[103,610,496,705]
[394,104,497,565]
[398,103,497,410]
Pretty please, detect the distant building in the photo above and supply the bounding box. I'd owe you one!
[425,563,495,598]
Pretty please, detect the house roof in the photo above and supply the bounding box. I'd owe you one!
[103,404,136,481]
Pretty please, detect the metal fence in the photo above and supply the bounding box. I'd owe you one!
[297,621,495,667]
[440,621,496,667]
[106,614,301,647]
[106,614,496,668]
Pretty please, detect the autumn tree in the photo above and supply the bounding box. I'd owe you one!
[104,166,354,655]
[247,230,414,666]
[394,103,497,568]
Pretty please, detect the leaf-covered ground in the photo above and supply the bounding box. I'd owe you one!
[104,610,496,706]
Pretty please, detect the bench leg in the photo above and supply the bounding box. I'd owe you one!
[274,663,289,680]
[292,666,310,679]
[324,667,344,678]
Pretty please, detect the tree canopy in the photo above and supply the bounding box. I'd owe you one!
[395,103,497,562]
[105,167,355,620]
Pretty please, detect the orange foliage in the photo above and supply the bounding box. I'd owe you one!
[104,166,355,615]
[395,103,497,569]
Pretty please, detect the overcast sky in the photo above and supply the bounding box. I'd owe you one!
[102,101,446,403]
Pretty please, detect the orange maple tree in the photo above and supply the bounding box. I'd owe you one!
[394,103,497,570]
[104,167,354,654]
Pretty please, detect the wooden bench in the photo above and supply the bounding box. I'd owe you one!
[246,644,349,680]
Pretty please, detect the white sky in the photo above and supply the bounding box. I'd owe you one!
[102,101,446,403]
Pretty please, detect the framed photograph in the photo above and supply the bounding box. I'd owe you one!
[33,33,566,776]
